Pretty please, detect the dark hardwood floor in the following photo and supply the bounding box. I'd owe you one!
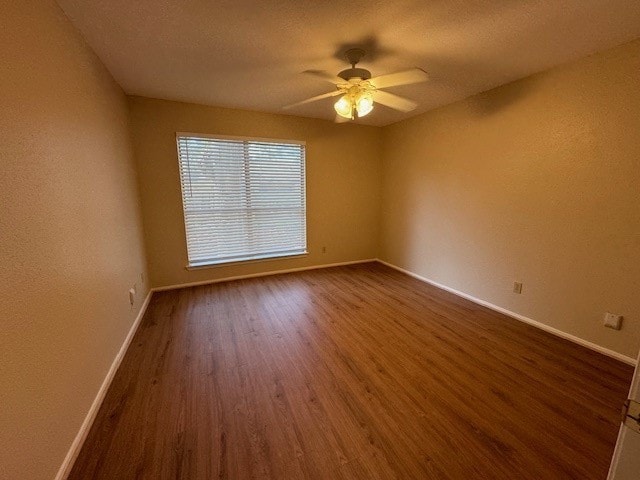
[69,262,633,479]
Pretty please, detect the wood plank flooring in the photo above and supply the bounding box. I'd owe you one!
[69,262,633,479]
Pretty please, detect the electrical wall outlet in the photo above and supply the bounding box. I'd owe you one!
[322,246,326,254]
[128,288,136,306]
[604,312,623,330]
[513,282,523,294]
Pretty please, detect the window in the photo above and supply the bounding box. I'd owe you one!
[176,133,307,267]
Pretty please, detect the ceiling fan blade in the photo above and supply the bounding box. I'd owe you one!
[303,70,346,85]
[284,90,343,109]
[372,90,417,112]
[369,68,429,89]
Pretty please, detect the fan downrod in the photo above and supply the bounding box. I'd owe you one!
[345,48,366,67]
[338,48,371,81]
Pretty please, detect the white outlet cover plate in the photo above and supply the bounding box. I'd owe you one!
[128,288,136,305]
[604,312,623,330]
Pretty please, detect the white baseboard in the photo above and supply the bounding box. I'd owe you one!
[55,290,153,480]
[376,259,637,366]
[152,258,377,292]
[54,259,375,478]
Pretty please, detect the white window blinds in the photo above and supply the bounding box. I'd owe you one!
[176,134,307,267]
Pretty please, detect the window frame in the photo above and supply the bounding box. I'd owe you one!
[175,132,308,269]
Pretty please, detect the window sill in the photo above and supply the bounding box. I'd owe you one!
[185,251,309,271]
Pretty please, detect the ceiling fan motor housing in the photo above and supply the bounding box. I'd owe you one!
[338,67,372,81]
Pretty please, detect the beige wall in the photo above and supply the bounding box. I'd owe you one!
[2,3,638,476]
[381,39,640,359]
[129,97,382,288]
[0,1,148,479]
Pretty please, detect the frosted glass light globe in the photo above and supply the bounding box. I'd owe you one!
[356,92,374,117]
[334,95,353,119]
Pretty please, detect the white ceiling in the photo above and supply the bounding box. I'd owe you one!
[57,0,640,126]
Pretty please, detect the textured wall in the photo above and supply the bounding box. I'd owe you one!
[0,1,148,478]
[380,39,640,359]
[129,97,382,288]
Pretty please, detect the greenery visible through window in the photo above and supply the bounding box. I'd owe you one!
[176,134,306,266]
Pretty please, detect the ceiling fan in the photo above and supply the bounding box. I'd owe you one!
[284,48,429,122]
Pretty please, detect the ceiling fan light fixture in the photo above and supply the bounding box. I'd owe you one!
[334,95,353,119]
[290,50,426,122]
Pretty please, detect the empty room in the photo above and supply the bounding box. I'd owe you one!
[3,0,640,479]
